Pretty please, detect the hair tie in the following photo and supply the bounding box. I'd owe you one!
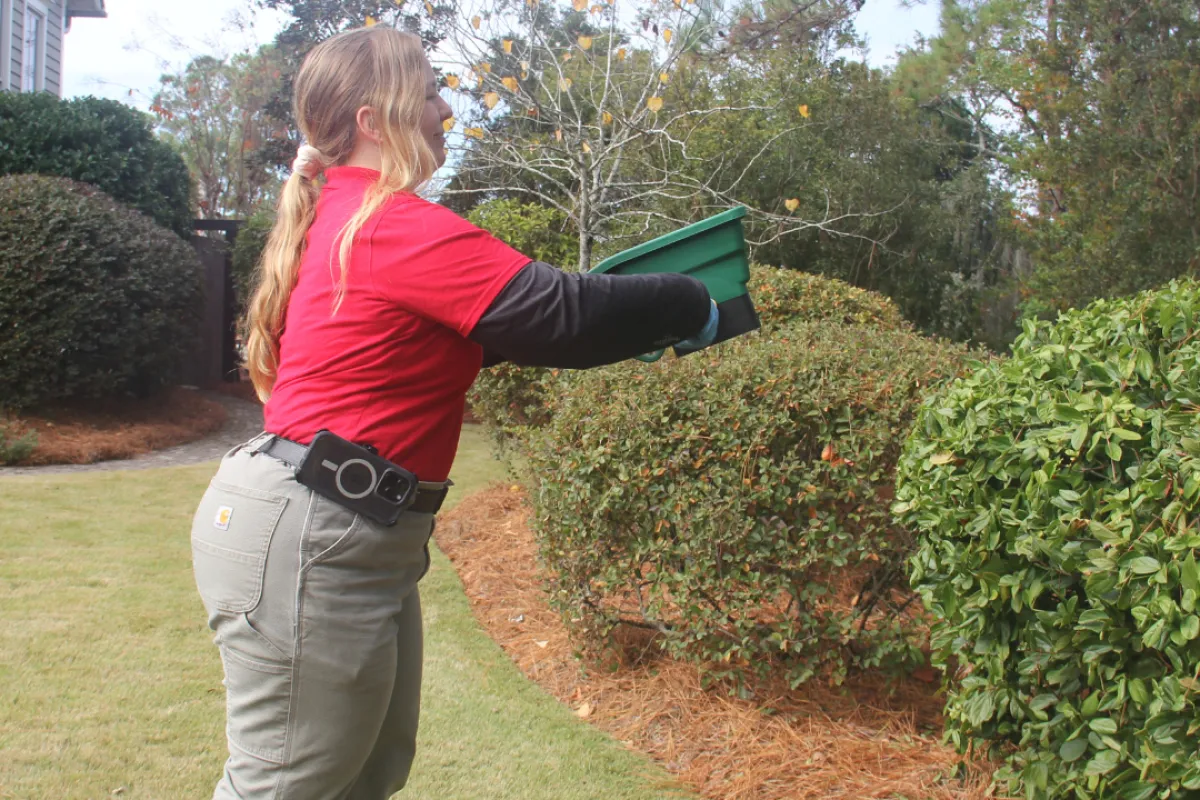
[291,145,327,181]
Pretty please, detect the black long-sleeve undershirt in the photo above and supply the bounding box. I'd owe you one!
[469,261,711,370]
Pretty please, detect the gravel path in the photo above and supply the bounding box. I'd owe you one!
[0,392,264,477]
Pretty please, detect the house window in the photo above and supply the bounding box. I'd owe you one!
[22,0,47,92]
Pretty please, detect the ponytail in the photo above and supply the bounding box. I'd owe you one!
[244,171,322,401]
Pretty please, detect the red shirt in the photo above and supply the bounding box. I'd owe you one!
[264,166,529,481]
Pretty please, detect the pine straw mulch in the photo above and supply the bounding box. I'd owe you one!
[435,485,1005,800]
[5,387,228,466]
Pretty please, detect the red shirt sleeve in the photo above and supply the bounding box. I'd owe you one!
[367,196,532,336]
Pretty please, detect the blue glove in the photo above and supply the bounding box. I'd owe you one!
[674,299,720,352]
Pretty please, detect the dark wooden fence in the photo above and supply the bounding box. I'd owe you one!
[183,220,242,389]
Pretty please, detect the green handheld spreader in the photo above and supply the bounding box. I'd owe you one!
[589,206,760,361]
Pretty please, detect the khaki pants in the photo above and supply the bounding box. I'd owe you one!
[190,436,435,799]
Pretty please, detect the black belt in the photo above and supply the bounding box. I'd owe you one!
[259,435,451,516]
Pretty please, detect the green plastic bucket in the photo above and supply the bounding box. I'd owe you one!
[590,206,759,358]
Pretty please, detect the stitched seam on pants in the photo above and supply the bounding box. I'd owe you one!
[223,646,290,675]
[302,511,363,569]
[243,612,292,662]
[274,490,317,800]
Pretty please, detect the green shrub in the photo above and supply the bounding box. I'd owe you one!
[0,93,192,237]
[0,417,36,465]
[747,265,911,333]
[0,175,204,409]
[231,209,275,317]
[895,280,1200,798]
[467,361,570,456]
[525,320,968,688]
[467,199,576,270]
[469,266,911,455]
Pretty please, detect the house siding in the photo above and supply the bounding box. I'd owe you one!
[44,0,61,95]
[8,1,24,91]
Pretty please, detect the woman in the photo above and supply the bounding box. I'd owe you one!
[190,25,716,800]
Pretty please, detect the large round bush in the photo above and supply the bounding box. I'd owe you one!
[469,266,911,454]
[0,93,192,237]
[525,319,969,688]
[895,281,1200,798]
[0,175,205,409]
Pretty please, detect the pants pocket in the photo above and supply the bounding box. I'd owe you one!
[221,646,292,764]
[192,479,289,614]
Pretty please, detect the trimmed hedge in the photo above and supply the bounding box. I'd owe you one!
[0,93,192,237]
[747,265,911,333]
[525,320,969,687]
[895,281,1200,798]
[469,265,911,453]
[0,175,204,409]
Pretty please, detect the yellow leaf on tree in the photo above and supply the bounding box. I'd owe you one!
[798,104,810,118]
[442,117,454,132]
[558,77,573,91]
[502,39,513,54]
[464,127,485,139]
[582,141,591,153]
[647,96,663,112]
[484,91,500,109]
[502,76,519,92]
[573,0,587,9]
[659,71,669,83]
[521,70,529,80]
[590,4,603,13]
[562,51,572,62]
[479,62,492,73]
[663,29,673,44]
[930,452,955,466]
[365,15,377,26]
[602,110,613,124]
[471,15,481,29]
[527,0,538,5]
[785,198,800,212]
[616,47,626,60]
[445,74,460,89]
[424,1,433,14]
[555,129,563,141]
[578,35,593,50]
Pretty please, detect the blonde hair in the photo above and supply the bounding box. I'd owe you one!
[244,26,440,401]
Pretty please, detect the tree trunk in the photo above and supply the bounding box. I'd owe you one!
[578,229,593,273]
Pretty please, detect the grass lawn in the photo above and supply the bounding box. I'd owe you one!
[0,426,691,799]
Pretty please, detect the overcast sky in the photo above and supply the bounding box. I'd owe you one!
[61,0,941,109]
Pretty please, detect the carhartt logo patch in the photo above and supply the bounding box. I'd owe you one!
[214,506,234,530]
